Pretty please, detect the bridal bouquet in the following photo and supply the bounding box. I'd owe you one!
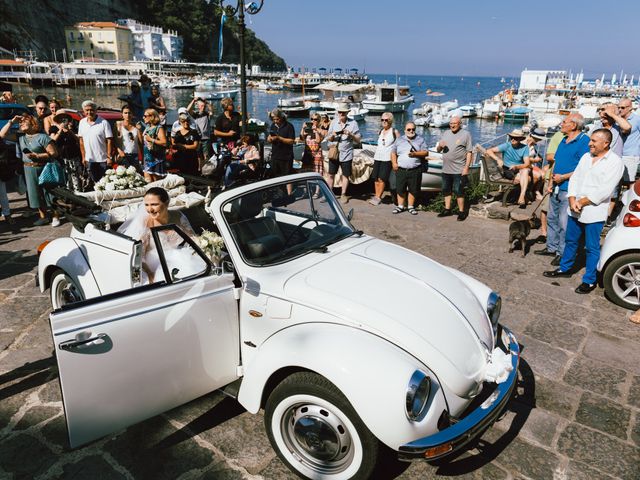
[196,230,225,264]
[94,165,146,191]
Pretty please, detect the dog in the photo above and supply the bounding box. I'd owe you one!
[508,213,542,257]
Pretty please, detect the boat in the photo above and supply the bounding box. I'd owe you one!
[277,94,320,117]
[348,106,369,121]
[502,106,531,122]
[459,103,480,117]
[194,89,239,101]
[166,78,198,89]
[361,83,414,113]
[478,98,502,119]
[313,82,369,111]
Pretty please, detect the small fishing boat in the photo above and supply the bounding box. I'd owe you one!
[277,94,320,117]
[194,89,239,101]
[502,106,531,122]
[348,106,369,121]
[362,83,414,112]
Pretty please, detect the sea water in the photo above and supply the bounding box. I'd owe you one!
[10,74,521,148]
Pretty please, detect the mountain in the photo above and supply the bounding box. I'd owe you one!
[0,0,286,69]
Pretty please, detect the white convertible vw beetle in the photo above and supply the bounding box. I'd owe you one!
[38,173,519,480]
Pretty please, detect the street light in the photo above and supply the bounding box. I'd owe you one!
[221,0,265,135]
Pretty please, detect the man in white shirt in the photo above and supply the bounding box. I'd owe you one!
[78,100,113,182]
[543,129,624,294]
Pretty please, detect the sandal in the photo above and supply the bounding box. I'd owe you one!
[392,206,405,214]
[408,207,418,215]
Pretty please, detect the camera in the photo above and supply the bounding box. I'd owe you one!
[303,122,314,136]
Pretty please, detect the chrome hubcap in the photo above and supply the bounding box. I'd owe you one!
[612,262,640,306]
[282,403,353,474]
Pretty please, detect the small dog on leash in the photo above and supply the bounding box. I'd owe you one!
[508,214,542,257]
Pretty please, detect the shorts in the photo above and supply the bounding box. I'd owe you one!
[272,158,293,177]
[441,173,464,196]
[371,160,392,182]
[328,159,352,177]
[396,166,421,196]
[621,155,639,183]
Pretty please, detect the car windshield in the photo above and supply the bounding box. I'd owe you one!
[222,178,355,266]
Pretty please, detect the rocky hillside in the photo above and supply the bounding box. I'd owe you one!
[1,0,286,69]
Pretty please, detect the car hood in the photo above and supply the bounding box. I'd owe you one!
[282,238,493,396]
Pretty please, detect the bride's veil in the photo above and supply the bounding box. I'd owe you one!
[117,204,149,241]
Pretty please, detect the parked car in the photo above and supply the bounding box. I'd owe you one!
[598,179,640,309]
[38,173,519,479]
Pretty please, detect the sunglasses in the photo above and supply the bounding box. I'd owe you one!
[143,114,151,118]
[381,118,391,122]
[406,128,415,132]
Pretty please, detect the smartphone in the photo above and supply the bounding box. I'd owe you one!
[22,148,31,154]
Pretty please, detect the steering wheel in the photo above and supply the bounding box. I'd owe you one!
[283,218,319,248]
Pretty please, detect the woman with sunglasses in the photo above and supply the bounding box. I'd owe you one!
[116,105,143,172]
[370,113,400,205]
[142,109,167,182]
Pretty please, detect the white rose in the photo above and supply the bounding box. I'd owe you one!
[105,183,115,191]
[126,166,137,175]
[105,169,114,175]
[116,166,126,176]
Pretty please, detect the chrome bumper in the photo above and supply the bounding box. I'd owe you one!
[398,326,520,461]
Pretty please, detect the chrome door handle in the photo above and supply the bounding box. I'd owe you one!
[59,333,108,351]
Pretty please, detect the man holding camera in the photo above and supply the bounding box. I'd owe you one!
[327,104,361,204]
[188,96,213,167]
[267,108,296,177]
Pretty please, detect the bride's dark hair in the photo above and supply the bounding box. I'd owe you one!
[145,187,170,204]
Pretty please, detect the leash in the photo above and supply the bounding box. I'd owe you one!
[529,190,549,217]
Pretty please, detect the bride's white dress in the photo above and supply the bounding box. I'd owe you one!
[118,207,202,284]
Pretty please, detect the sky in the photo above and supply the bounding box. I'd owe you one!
[245,0,640,77]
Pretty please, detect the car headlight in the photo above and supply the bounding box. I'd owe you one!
[487,292,501,337]
[405,370,431,422]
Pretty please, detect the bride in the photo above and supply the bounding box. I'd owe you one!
[118,187,199,284]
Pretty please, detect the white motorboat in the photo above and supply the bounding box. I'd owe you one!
[167,79,198,89]
[348,106,369,121]
[194,89,239,101]
[277,94,320,117]
[478,98,502,119]
[362,83,414,112]
[459,103,480,117]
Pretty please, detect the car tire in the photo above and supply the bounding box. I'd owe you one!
[603,253,640,310]
[264,372,380,480]
[50,269,84,310]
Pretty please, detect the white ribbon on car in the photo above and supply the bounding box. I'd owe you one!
[483,348,513,384]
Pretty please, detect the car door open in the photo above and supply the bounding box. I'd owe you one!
[49,224,240,448]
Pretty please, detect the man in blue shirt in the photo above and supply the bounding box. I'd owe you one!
[535,113,589,264]
[485,129,531,208]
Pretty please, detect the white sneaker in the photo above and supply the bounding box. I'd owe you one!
[51,217,61,227]
[368,196,381,206]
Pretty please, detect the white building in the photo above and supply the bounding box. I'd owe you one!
[518,70,567,92]
[116,19,183,62]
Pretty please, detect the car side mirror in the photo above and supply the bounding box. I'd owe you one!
[347,208,354,221]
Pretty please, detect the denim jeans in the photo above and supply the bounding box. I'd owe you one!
[546,190,569,255]
[0,180,10,217]
[560,216,604,285]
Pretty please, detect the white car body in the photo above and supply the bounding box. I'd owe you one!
[598,180,640,309]
[38,173,519,479]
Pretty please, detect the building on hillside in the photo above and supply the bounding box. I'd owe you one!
[64,22,133,62]
[116,19,183,62]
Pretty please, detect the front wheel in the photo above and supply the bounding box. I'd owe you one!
[265,372,380,480]
[603,253,640,310]
[50,269,84,310]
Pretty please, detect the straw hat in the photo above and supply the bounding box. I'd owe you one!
[336,103,351,113]
[53,109,73,123]
[529,128,546,141]
[507,128,526,139]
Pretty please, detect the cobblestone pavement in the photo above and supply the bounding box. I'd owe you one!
[0,191,639,480]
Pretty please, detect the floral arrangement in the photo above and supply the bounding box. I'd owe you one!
[94,165,146,191]
[196,230,225,264]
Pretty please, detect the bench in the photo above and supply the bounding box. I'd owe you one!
[476,146,519,207]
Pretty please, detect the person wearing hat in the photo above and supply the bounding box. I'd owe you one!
[326,104,361,203]
[49,109,82,191]
[484,128,532,208]
[171,107,197,138]
[526,127,547,198]
[535,113,589,264]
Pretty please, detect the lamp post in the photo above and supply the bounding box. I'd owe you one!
[221,0,264,135]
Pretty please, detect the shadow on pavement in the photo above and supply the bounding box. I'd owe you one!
[0,356,57,402]
[0,252,39,281]
[154,395,246,451]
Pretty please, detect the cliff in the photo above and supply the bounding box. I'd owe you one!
[1,0,286,69]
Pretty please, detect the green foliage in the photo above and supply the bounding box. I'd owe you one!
[421,180,490,213]
[139,0,285,69]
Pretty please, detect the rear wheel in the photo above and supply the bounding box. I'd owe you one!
[603,253,640,310]
[265,372,380,480]
[50,269,84,310]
